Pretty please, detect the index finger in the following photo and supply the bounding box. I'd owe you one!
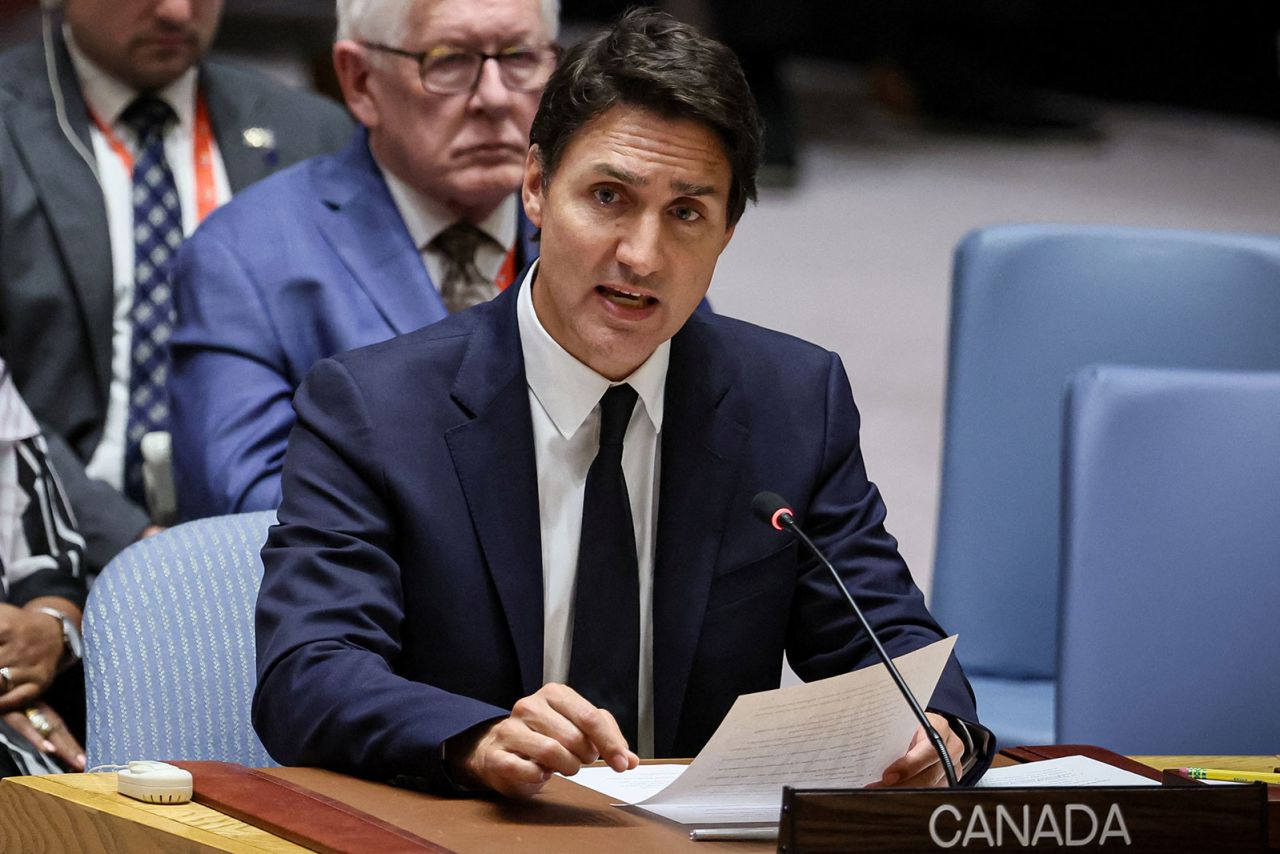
[0,679,42,714]
[544,688,638,772]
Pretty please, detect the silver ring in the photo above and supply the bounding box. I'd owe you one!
[0,666,11,694]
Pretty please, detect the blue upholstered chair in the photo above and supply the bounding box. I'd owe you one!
[83,511,278,767]
[1057,366,1280,753]
[929,225,1280,747]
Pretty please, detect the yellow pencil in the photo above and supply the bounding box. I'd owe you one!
[1181,767,1280,785]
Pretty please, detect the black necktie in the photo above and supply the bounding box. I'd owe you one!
[569,384,641,746]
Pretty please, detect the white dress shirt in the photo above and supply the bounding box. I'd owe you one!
[64,29,231,490]
[380,166,517,291]
[0,359,85,593]
[0,361,39,590]
[516,263,670,758]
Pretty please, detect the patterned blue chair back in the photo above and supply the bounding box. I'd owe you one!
[84,511,278,767]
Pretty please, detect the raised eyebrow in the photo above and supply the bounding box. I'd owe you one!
[671,180,718,197]
[591,165,718,198]
[593,164,647,185]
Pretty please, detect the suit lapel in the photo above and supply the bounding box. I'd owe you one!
[200,63,276,192]
[444,286,544,694]
[311,131,447,334]
[651,316,748,756]
[8,36,114,402]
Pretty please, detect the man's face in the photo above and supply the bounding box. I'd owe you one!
[354,0,548,221]
[65,0,224,91]
[523,105,737,381]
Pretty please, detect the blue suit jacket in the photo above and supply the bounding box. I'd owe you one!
[168,129,539,520]
[254,278,991,792]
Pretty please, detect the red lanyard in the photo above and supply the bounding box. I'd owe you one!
[87,91,218,224]
[496,244,518,291]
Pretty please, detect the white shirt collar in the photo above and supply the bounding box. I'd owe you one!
[63,25,198,132]
[379,163,517,253]
[0,359,38,443]
[517,261,669,440]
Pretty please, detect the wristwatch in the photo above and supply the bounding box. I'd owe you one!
[35,607,83,672]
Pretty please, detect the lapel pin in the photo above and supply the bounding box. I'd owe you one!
[243,127,279,167]
[242,127,276,150]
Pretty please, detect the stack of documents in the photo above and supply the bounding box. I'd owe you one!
[976,756,1158,788]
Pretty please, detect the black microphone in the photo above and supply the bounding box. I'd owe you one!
[751,491,959,788]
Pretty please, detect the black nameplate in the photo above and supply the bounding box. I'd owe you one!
[778,785,1268,853]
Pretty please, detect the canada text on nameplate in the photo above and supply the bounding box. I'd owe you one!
[778,785,1267,853]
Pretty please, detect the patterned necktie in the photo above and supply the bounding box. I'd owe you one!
[431,223,498,313]
[121,95,182,508]
[569,384,641,747]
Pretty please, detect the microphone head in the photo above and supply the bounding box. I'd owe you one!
[751,491,794,531]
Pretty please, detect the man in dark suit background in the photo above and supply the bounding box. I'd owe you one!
[255,8,992,797]
[167,0,556,521]
[0,0,352,572]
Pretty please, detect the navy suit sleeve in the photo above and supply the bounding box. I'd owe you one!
[253,357,507,788]
[784,353,994,782]
[169,223,294,520]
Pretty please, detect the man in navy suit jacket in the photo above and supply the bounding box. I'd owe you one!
[168,0,555,519]
[255,8,993,797]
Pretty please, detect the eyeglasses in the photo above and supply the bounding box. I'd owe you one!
[359,41,559,95]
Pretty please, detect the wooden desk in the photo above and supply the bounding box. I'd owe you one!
[0,770,305,852]
[0,765,771,853]
[2,756,1275,852]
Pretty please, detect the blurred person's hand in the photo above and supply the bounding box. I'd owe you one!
[0,603,65,710]
[4,702,86,770]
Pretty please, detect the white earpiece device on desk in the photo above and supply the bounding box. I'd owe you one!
[117,760,194,804]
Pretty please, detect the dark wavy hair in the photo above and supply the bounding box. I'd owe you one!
[529,7,763,226]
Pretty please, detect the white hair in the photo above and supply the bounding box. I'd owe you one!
[335,0,560,44]
[335,0,411,44]
[541,0,562,40]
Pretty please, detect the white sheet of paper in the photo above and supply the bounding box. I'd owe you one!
[560,763,687,803]
[620,636,957,825]
[977,755,1158,788]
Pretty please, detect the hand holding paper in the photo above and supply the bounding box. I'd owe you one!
[878,711,966,788]
[565,636,958,825]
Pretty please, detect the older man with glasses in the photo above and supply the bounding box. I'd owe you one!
[167,0,559,521]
